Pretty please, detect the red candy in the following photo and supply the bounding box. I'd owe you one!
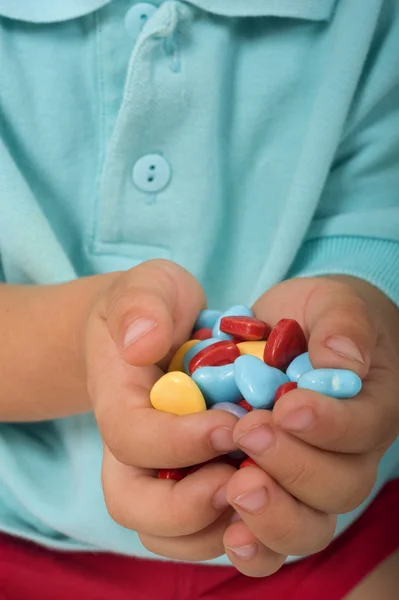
[157,468,188,481]
[239,457,257,469]
[263,319,307,372]
[238,399,254,412]
[192,328,213,341]
[274,381,298,403]
[188,340,240,374]
[220,316,271,341]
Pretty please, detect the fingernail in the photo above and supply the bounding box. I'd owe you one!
[210,427,237,453]
[233,488,268,514]
[123,318,158,348]
[236,425,274,454]
[281,407,315,432]
[212,486,229,510]
[325,336,365,365]
[227,543,258,560]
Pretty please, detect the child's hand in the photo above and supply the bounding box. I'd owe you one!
[222,277,399,576]
[85,260,239,560]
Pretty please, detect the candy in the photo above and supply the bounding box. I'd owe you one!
[238,398,254,412]
[237,341,267,361]
[212,305,254,341]
[194,309,221,331]
[210,402,248,418]
[192,364,242,406]
[239,457,257,469]
[220,316,270,341]
[150,372,207,415]
[274,381,298,403]
[297,369,362,399]
[234,355,289,409]
[263,319,307,371]
[168,339,199,372]
[188,340,240,374]
[183,337,220,374]
[286,352,313,382]
[158,468,188,481]
[192,328,213,340]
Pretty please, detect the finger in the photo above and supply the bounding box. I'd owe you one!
[102,446,236,537]
[233,410,379,513]
[96,259,206,367]
[139,513,231,562]
[273,358,399,454]
[92,357,238,466]
[252,278,376,378]
[305,279,376,378]
[223,520,286,577]
[225,464,336,556]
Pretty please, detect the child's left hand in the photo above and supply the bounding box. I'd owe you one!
[222,276,399,576]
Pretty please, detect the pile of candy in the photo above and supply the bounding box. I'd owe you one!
[150,305,362,480]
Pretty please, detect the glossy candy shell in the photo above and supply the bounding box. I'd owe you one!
[192,328,213,341]
[168,340,199,372]
[286,352,313,382]
[188,340,240,374]
[237,341,266,361]
[194,309,221,331]
[150,371,207,415]
[210,402,248,418]
[192,364,242,406]
[297,369,362,399]
[263,319,307,372]
[183,338,220,374]
[274,381,298,403]
[234,355,289,409]
[220,316,270,341]
[158,468,188,481]
[212,305,254,341]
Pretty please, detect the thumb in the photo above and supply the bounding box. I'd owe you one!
[305,279,376,378]
[102,259,205,367]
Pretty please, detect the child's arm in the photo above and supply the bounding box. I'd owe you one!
[0,274,117,421]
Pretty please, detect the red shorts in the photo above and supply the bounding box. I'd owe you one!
[0,480,398,600]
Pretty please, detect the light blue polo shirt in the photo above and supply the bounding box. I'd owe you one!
[0,0,398,565]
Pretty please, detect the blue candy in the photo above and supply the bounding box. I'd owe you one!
[210,402,248,419]
[212,305,254,341]
[234,355,289,409]
[183,337,219,374]
[194,309,221,331]
[297,369,362,399]
[286,352,313,382]
[192,364,242,406]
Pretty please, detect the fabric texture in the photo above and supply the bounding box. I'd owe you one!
[0,0,398,565]
[0,480,398,600]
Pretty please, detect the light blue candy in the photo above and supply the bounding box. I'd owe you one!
[297,369,362,399]
[183,337,219,374]
[192,364,242,406]
[234,355,289,409]
[210,402,248,418]
[194,309,221,331]
[286,352,313,382]
[212,304,254,341]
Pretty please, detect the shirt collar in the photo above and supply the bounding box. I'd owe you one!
[0,0,337,23]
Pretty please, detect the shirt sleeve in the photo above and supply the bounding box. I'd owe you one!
[288,0,399,307]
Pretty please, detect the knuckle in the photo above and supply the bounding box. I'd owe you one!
[282,458,315,490]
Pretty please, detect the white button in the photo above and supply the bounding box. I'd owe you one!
[124,3,157,39]
[132,154,171,193]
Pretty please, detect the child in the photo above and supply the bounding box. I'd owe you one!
[0,0,398,598]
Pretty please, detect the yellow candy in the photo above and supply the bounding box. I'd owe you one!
[237,341,267,361]
[168,339,199,372]
[150,371,206,415]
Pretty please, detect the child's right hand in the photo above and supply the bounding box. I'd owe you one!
[85,260,239,560]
